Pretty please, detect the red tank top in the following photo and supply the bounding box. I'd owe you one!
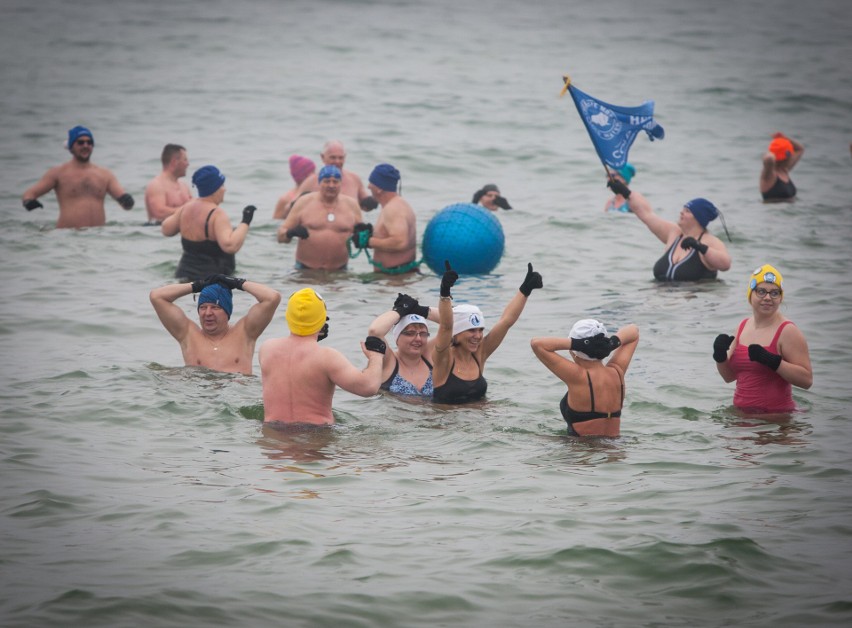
[729,319,795,412]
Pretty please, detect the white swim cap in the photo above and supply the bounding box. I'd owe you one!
[452,304,486,336]
[392,313,429,344]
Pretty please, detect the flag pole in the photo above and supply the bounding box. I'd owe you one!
[561,74,615,182]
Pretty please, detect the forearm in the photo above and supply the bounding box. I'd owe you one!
[700,246,731,271]
[777,360,813,390]
[368,310,401,337]
[531,336,572,353]
[716,360,736,383]
[161,210,181,236]
[614,324,639,346]
[219,223,249,253]
[369,234,407,252]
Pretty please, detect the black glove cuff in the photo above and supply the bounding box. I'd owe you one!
[365,336,386,355]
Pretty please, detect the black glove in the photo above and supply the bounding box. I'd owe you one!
[748,344,782,371]
[713,334,734,363]
[519,262,543,297]
[471,188,486,205]
[286,225,309,240]
[241,205,256,225]
[359,196,379,211]
[213,274,246,291]
[317,317,329,342]
[606,178,631,199]
[571,333,617,360]
[440,260,458,298]
[393,293,430,319]
[680,236,709,255]
[23,199,43,211]
[191,275,217,293]
[365,335,387,354]
[117,193,134,209]
[494,196,512,210]
[352,222,373,249]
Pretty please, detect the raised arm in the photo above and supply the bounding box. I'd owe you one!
[432,262,458,383]
[149,282,194,341]
[326,342,385,396]
[211,205,252,254]
[607,179,678,244]
[239,280,282,340]
[481,263,542,362]
[605,324,639,373]
[530,336,578,385]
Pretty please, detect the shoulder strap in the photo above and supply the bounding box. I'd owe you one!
[204,207,217,240]
[586,371,595,412]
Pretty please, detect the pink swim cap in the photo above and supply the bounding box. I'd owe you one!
[289,155,316,184]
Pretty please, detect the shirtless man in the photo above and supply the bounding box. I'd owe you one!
[277,165,363,270]
[22,125,134,228]
[149,275,281,375]
[352,163,418,274]
[291,140,374,210]
[273,154,315,220]
[260,287,385,425]
[144,144,192,224]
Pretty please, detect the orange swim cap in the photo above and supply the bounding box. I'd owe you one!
[768,137,794,161]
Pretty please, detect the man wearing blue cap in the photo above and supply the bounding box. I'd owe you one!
[277,164,363,270]
[352,163,418,274]
[149,275,281,375]
[21,125,135,228]
[290,140,373,211]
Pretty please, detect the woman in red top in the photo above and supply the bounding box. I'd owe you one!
[713,264,813,413]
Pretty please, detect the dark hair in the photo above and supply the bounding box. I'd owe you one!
[161,144,186,167]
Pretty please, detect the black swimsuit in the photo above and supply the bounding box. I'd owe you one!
[432,355,487,404]
[560,371,624,436]
[176,208,236,280]
[652,234,716,282]
[762,176,796,201]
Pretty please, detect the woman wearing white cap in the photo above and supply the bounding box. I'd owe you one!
[432,261,542,404]
[531,320,639,437]
[367,294,439,397]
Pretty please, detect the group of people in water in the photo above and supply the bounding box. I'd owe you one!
[20,125,813,435]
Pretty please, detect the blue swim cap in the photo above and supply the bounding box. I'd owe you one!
[616,163,635,184]
[197,283,233,319]
[369,163,400,192]
[318,164,342,181]
[684,198,719,228]
[67,125,94,150]
[192,165,226,197]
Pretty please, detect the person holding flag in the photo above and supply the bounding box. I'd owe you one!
[607,178,731,282]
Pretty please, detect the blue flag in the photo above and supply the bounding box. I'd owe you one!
[567,83,664,170]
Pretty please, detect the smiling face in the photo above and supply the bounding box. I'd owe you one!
[70,136,93,162]
[321,142,346,168]
[750,281,783,313]
[396,323,430,357]
[454,327,483,353]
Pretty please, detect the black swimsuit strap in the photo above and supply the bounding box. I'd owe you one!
[586,372,595,412]
[204,207,217,241]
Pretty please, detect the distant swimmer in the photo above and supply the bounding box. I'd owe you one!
[290,140,374,211]
[161,165,256,280]
[259,288,385,426]
[712,264,812,414]
[531,320,639,437]
[273,154,316,220]
[608,178,731,282]
[760,133,804,202]
[144,144,192,225]
[431,261,542,404]
[277,165,363,270]
[351,163,419,274]
[21,125,135,228]
[472,184,512,211]
[149,275,281,375]
[603,164,635,213]
[367,293,438,397]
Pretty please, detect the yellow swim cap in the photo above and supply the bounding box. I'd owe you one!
[285,288,327,335]
[747,264,783,302]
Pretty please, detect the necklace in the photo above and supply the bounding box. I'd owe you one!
[205,329,229,351]
[321,200,336,222]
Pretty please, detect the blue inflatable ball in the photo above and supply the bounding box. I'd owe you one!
[422,203,505,275]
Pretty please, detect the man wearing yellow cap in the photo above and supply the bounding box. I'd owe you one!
[259,288,386,425]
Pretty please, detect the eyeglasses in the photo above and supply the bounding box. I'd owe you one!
[754,287,781,299]
[75,139,93,146]
[400,330,430,338]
